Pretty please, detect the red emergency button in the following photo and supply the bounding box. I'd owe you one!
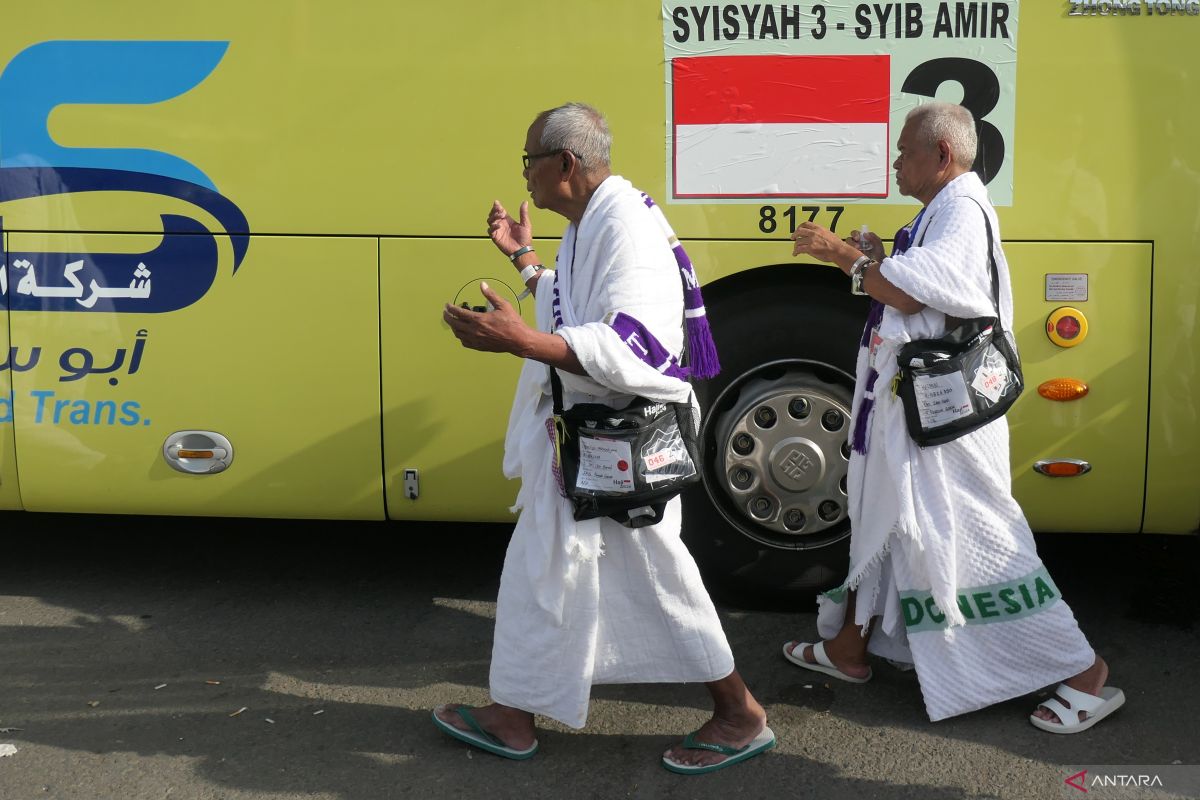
[1054,316,1081,339]
[1046,307,1089,348]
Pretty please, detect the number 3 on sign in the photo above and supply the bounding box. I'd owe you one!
[758,205,845,235]
[902,57,1005,186]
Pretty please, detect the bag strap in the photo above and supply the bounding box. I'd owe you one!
[968,197,1003,318]
[549,364,565,415]
[914,196,1003,319]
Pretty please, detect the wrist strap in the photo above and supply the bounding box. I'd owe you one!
[509,245,534,262]
[519,263,544,283]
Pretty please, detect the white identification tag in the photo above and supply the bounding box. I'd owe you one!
[912,372,974,430]
[576,437,634,493]
[971,362,1009,404]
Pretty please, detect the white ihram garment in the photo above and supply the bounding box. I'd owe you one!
[816,172,1094,721]
[490,176,734,729]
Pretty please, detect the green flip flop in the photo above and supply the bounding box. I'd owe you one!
[431,706,539,760]
[661,726,776,775]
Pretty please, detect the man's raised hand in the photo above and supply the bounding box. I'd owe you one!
[487,200,533,258]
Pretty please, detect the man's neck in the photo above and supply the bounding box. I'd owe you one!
[918,166,969,206]
[562,169,612,225]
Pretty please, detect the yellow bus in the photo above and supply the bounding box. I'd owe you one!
[2,1,1195,598]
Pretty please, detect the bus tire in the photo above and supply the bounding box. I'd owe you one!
[682,267,867,605]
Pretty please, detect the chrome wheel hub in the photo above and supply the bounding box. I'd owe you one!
[709,362,853,548]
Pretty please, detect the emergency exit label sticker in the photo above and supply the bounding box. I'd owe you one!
[663,2,1021,205]
[1045,273,1089,302]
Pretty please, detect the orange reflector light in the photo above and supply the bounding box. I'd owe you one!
[177,449,214,459]
[1037,378,1090,401]
[1033,459,1092,477]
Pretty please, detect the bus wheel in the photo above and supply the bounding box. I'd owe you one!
[682,270,866,605]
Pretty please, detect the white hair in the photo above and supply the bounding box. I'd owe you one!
[905,102,977,168]
[536,102,611,173]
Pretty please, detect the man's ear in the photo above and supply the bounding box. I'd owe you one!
[939,141,952,168]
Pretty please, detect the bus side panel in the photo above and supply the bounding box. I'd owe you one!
[0,5,654,239]
[7,233,383,519]
[1018,11,1200,532]
[380,238,537,522]
[1006,242,1151,532]
[0,232,21,509]
[673,238,1151,532]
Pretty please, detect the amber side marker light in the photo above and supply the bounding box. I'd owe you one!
[1037,378,1089,401]
[1033,459,1092,477]
[176,449,215,459]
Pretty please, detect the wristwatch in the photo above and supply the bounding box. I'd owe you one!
[850,255,873,296]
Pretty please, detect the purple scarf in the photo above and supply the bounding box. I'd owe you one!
[550,191,721,381]
[850,208,925,455]
[640,192,720,379]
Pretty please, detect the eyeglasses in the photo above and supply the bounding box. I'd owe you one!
[522,150,581,170]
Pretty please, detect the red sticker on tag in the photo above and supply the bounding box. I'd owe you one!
[869,330,884,368]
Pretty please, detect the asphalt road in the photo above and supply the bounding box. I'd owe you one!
[0,513,1197,800]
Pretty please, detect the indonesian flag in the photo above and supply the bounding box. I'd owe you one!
[671,55,891,198]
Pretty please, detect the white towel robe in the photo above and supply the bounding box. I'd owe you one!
[489,176,734,729]
[817,172,1095,721]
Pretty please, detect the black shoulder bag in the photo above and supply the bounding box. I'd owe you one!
[549,366,701,527]
[894,199,1024,447]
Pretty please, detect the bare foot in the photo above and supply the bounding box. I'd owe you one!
[785,639,872,681]
[433,703,536,750]
[1033,656,1109,725]
[662,699,768,769]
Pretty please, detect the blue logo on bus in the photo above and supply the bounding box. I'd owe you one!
[0,40,249,313]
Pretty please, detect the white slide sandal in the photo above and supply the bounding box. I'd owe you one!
[782,640,872,683]
[1030,683,1125,734]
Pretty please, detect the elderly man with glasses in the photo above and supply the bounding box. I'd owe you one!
[786,102,1123,735]
[436,102,774,774]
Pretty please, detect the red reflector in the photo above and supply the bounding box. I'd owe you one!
[1055,316,1082,340]
[1042,462,1084,477]
[1034,459,1092,477]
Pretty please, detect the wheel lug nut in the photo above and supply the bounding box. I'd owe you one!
[754,406,777,429]
[788,397,810,419]
[731,468,754,489]
[841,439,851,459]
[784,509,806,530]
[822,409,844,431]
[818,500,841,521]
[732,433,755,455]
[750,496,773,518]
